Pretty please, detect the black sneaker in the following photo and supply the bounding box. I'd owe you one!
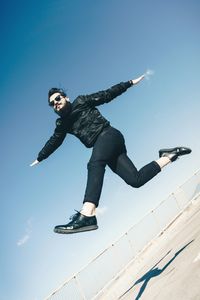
[159,146,192,162]
[54,211,98,234]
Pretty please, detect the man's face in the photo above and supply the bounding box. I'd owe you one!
[49,93,70,116]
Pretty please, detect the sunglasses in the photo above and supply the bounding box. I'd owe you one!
[49,95,63,107]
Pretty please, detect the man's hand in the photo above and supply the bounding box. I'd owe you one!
[30,160,39,167]
[130,74,145,85]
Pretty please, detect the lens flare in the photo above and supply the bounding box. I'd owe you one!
[144,69,155,80]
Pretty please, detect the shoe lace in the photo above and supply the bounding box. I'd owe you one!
[69,210,80,221]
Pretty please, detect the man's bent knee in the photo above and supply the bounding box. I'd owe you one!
[126,179,143,188]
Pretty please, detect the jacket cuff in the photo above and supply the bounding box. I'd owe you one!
[124,80,133,88]
[37,156,43,162]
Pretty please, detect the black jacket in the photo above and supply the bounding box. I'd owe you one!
[37,81,132,162]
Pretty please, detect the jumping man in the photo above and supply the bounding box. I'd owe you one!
[30,74,191,234]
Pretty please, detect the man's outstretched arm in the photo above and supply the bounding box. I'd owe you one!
[83,74,145,106]
[30,122,67,166]
[30,132,66,167]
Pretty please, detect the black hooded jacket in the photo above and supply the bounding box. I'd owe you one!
[37,81,132,162]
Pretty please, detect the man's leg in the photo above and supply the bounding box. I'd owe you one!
[108,146,192,187]
[83,157,106,210]
[108,153,161,188]
[54,127,124,234]
[82,128,124,211]
[80,154,171,216]
[80,156,107,217]
[54,148,106,234]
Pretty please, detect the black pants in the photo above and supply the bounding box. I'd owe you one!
[83,126,161,207]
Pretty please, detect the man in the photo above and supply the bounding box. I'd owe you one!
[30,74,191,234]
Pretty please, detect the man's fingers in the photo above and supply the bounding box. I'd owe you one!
[138,74,145,81]
[132,75,145,85]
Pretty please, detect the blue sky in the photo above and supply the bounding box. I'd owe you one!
[1,0,200,299]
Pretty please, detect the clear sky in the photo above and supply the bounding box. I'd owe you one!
[1,0,200,299]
